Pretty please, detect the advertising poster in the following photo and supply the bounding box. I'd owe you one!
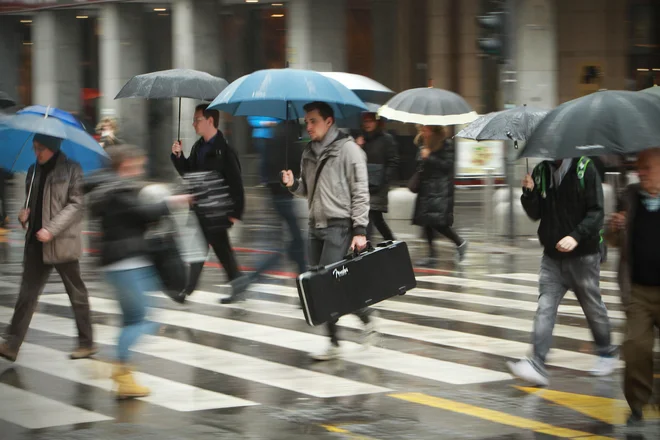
[455,137,505,176]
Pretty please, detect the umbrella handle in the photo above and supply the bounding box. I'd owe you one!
[177,97,182,142]
[25,165,36,210]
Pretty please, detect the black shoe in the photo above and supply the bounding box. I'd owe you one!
[457,240,469,262]
[220,294,245,305]
[627,410,643,427]
[415,257,436,268]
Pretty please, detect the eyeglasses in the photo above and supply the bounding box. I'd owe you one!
[192,117,206,124]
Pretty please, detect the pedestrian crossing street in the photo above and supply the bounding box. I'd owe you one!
[0,268,629,431]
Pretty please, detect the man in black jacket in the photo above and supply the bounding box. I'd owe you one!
[357,113,399,242]
[171,104,244,299]
[507,157,617,386]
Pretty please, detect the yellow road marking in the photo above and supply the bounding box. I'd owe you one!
[319,424,379,439]
[516,386,660,425]
[389,392,614,439]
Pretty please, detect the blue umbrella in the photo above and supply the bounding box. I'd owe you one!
[208,68,368,120]
[0,111,108,173]
[17,105,84,129]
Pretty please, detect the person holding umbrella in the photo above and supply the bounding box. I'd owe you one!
[170,104,245,299]
[507,155,618,386]
[0,134,95,362]
[281,101,377,361]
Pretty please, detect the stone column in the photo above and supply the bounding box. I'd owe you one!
[32,10,82,113]
[172,0,223,154]
[427,0,452,91]
[371,0,398,90]
[514,0,557,110]
[0,17,22,105]
[99,3,147,152]
[286,0,347,71]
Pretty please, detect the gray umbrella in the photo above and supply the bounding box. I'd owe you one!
[640,85,660,98]
[115,68,229,140]
[378,87,478,126]
[0,91,16,109]
[521,90,660,159]
[456,105,548,142]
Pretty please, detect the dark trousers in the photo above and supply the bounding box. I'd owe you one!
[186,228,242,292]
[424,225,463,250]
[367,210,395,243]
[251,196,306,277]
[309,223,372,346]
[6,243,93,352]
[624,284,660,414]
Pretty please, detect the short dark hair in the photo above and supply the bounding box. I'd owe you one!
[195,104,220,128]
[303,101,334,121]
[106,144,146,171]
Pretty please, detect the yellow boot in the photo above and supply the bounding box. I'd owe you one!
[111,364,150,399]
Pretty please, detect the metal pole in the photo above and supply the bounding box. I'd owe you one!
[483,168,494,240]
[503,0,516,242]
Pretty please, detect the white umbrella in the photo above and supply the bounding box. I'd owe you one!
[319,72,394,104]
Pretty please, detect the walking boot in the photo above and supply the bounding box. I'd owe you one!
[111,364,150,400]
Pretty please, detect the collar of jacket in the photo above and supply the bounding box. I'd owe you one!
[364,129,383,142]
[302,126,351,161]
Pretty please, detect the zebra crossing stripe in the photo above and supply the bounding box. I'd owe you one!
[0,306,390,398]
[14,342,258,411]
[488,273,620,291]
[35,296,512,385]
[0,383,113,429]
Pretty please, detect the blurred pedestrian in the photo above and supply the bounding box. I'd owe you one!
[508,156,617,386]
[247,116,279,186]
[606,148,660,427]
[170,104,245,300]
[0,134,95,362]
[281,101,377,361]
[97,117,122,149]
[88,144,190,399]
[358,113,399,243]
[0,167,12,227]
[227,120,306,301]
[413,125,467,265]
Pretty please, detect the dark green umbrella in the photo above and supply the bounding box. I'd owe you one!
[520,90,660,159]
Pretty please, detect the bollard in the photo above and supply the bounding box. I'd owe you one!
[483,168,495,240]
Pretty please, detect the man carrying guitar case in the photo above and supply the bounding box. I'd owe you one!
[281,101,379,361]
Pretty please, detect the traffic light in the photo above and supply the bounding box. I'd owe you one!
[476,11,508,64]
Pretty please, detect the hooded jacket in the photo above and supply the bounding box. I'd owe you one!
[290,125,370,236]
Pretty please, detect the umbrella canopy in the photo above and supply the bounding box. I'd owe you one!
[456,105,549,141]
[640,85,660,98]
[520,90,660,159]
[378,87,478,126]
[0,91,16,109]
[319,72,394,104]
[115,68,229,101]
[208,68,368,120]
[0,112,108,173]
[18,105,84,128]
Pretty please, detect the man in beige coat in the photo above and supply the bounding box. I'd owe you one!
[0,134,95,362]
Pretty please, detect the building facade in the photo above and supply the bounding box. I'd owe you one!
[0,0,658,181]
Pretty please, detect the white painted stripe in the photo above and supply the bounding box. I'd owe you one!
[0,307,387,398]
[0,383,112,429]
[36,296,511,385]
[176,290,621,373]
[416,275,622,306]
[239,283,626,321]
[488,273,620,290]
[15,343,257,412]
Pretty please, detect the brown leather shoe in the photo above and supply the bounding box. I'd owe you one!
[70,346,99,360]
[0,343,17,362]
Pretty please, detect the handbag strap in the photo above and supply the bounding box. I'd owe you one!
[309,156,330,202]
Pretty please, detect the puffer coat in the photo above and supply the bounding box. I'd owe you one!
[412,140,456,227]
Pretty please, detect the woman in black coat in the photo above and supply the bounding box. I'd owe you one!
[413,125,467,264]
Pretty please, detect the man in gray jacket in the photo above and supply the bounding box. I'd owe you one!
[282,101,377,361]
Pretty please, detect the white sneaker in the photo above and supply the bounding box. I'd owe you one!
[309,344,340,361]
[590,356,618,377]
[363,316,379,347]
[506,359,549,387]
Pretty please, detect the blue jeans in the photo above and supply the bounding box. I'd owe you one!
[531,254,617,374]
[105,266,161,363]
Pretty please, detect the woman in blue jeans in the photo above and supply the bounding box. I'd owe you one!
[88,144,190,399]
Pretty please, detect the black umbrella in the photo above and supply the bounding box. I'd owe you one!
[456,104,549,171]
[520,90,660,159]
[377,87,477,126]
[0,92,16,109]
[115,68,229,141]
